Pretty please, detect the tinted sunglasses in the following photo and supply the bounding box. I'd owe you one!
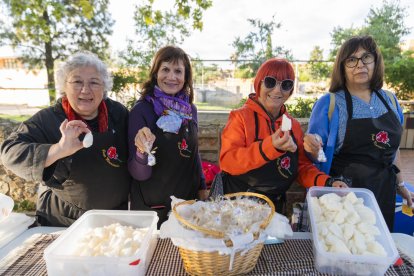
[262,76,294,92]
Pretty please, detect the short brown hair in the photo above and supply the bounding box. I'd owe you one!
[329,35,384,93]
[140,46,194,103]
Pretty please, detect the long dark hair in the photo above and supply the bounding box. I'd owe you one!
[140,46,194,103]
[329,35,384,93]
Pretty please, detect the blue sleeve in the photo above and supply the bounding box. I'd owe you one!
[393,94,404,125]
[308,94,331,146]
[308,93,336,174]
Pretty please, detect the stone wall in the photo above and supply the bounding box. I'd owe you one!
[0,119,38,204]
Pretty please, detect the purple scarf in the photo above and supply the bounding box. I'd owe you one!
[145,86,192,119]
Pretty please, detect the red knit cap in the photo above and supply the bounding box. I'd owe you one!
[253,58,295,98]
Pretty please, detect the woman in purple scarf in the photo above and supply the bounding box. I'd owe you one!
[128,46,208,228]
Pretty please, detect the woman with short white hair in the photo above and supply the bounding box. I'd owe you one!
[1,51,131,227]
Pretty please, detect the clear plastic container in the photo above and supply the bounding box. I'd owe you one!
[44,210,158,276]
[307,187,398,276]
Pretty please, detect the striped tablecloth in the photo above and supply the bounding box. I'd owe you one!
[1,234,413,275]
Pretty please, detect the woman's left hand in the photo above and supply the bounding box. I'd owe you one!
[332,181,348,188]
[397,184,414,208]
[198,189,209,200]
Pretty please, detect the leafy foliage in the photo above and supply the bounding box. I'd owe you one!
[328,0,413,99]
[13,200,36,212]
[285,97,317,118]
[117,0,213,102]
[111,69,141,109]
[232,97,317,118]
[231,16,292,78]
[385,51,414,100]
[0,0,114,103]
[308,46,331,81]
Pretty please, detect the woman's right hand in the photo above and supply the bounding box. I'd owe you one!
[271,129,297,153]
[135,127,156,153]
[45,119,90,167]
[304,133,322,160]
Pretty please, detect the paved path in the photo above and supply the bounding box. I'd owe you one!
[400,149,414,186]
[0,104,41,116]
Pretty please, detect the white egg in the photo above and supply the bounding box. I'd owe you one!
[83,132,93,148]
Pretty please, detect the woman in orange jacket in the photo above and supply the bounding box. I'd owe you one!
[219,58,347,213]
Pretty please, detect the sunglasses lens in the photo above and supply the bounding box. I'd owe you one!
[281,80,294,91]
[264,77,276,89]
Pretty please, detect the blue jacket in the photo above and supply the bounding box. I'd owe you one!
[307,89,404,174]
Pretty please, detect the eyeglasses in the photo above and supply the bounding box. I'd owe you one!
[66,80,103,91]
[344,53,375,68]
[262,76,294,92]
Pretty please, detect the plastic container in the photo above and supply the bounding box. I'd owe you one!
[44,210,158,276]
[307,187,398,276]
[0,193,14,223]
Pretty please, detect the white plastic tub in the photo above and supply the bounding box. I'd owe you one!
[307,187,398,276]
[44,210,158,276]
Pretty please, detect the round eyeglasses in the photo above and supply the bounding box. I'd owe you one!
[262,76,294,93]
[66,80,103,92]
[344,53,375,68]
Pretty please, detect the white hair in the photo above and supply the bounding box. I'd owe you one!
[55,51,113,98]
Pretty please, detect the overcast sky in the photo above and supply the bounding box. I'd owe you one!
[109,0,414,61]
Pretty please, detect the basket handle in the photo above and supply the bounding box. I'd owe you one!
[172,192,275,239]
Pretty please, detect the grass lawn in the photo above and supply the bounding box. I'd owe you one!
[0,114,30,122]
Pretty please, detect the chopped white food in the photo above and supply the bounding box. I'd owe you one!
[281,114,292,131]
[83,132,93,148]
[73,223,148,257]
[356,206,376,225]
[309,191,386,257]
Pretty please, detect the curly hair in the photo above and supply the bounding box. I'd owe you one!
[55,51,112,98]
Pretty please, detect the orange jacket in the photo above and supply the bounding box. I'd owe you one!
[220,97,329,188]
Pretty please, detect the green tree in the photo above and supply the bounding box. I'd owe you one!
[231,16,292,78]
[329,26,361,59]
[118,0,213,95]
[329,0,413,99]
[308,46,331,81]
[364,0,410,62]
[386,51,414,100]
[0,0,114,103]
[192,59,222,86]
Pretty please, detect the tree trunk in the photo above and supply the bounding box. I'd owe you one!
[45,41,55,104]
[43,10,55,104]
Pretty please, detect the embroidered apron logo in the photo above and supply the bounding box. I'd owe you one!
[178,138,191,158]
[277,156,292,178]
[102,146,121,167]
[372,130,390,149]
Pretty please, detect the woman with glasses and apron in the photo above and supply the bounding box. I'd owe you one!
[304,36,413,231]
[220,58,347,214]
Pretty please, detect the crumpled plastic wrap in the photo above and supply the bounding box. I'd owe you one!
[160,196,293,253]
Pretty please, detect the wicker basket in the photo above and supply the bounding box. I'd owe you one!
[172,192,275,276]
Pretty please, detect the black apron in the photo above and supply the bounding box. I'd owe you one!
[37,123,131,227]
[223,112,299,214]
[330,89,402,231]
[130,119,200,228]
